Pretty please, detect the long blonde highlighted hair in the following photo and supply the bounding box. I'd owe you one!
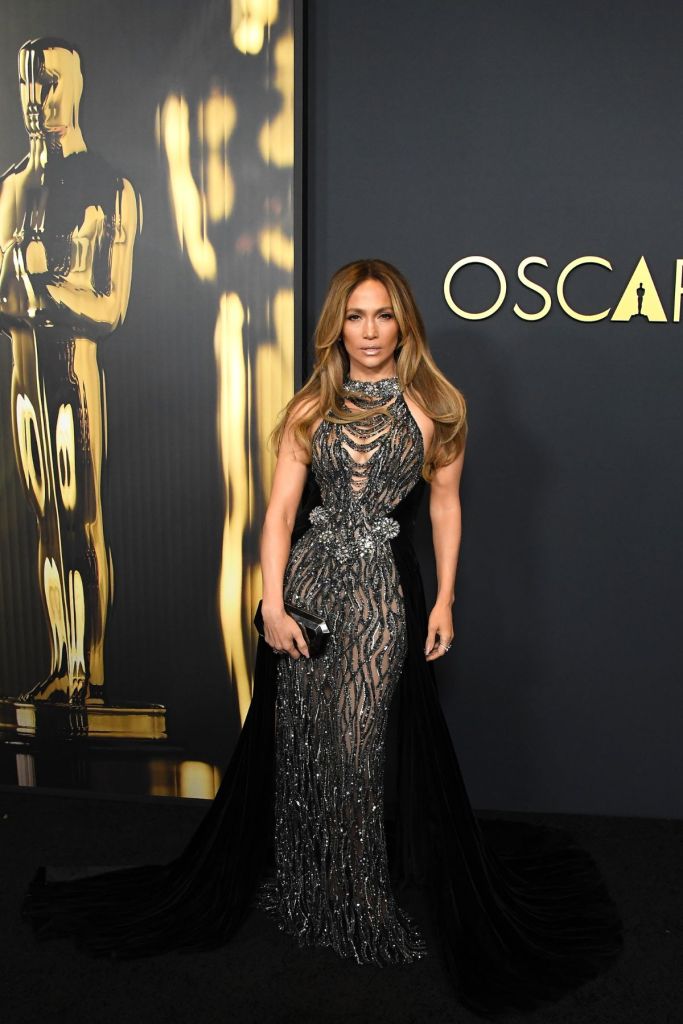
[270,259,467,481]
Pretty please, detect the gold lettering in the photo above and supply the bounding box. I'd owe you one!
[444,257,506,320]
[674,260,683,323]
[514,257,551,320]
[557,257,612,322]
[611,256,667,322]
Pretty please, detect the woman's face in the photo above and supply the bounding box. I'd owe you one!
[341,278,400,381]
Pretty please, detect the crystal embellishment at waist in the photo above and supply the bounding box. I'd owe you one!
[308,505,400,563]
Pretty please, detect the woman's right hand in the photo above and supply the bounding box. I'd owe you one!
[261,604,310,659]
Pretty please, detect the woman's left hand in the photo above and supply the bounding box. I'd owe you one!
[424,602,454,661]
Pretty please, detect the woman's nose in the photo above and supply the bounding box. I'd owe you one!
[363,319,378,339]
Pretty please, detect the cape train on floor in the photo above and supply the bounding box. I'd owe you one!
[22,475,623,1017]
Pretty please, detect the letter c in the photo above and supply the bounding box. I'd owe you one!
[556,257,612,322]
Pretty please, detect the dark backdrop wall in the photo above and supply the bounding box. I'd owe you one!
[305,0,683,818]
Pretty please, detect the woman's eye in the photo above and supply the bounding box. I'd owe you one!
[346,314,360,321]
[379,312,394,320]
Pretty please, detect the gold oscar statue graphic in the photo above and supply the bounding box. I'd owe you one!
[0,38,165,739]
[158,24,295,730]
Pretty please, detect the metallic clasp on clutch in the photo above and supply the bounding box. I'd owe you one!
[253,599,331,658]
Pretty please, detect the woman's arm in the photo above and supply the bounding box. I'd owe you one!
[259,400,317,659]
[425,443,466,661]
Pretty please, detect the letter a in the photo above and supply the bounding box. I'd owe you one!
[611,256,667,322]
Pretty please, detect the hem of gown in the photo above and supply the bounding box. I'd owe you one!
[252,876,429,967]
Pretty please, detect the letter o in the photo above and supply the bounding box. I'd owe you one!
[444,257,507,320]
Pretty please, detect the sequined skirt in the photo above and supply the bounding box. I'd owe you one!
[254,519,428,966]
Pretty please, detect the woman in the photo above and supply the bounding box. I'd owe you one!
[23,260,623,1017]
[253,260,466,967]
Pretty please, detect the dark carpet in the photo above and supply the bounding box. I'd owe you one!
[1,787,680,1024]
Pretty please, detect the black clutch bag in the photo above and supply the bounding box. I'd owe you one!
[253,599,331,658]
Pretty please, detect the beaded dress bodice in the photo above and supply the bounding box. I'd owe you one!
[308,375,424,558]
[256,375,428,964]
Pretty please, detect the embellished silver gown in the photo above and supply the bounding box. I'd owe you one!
[256,373,428,964]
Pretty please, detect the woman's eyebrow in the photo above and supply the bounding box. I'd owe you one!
[345,306,393,313]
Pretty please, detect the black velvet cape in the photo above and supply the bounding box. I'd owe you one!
[22,474,623,1018]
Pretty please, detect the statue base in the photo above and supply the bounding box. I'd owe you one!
[0,697,167,740]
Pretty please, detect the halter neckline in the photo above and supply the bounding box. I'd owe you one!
[342,375,401,400]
